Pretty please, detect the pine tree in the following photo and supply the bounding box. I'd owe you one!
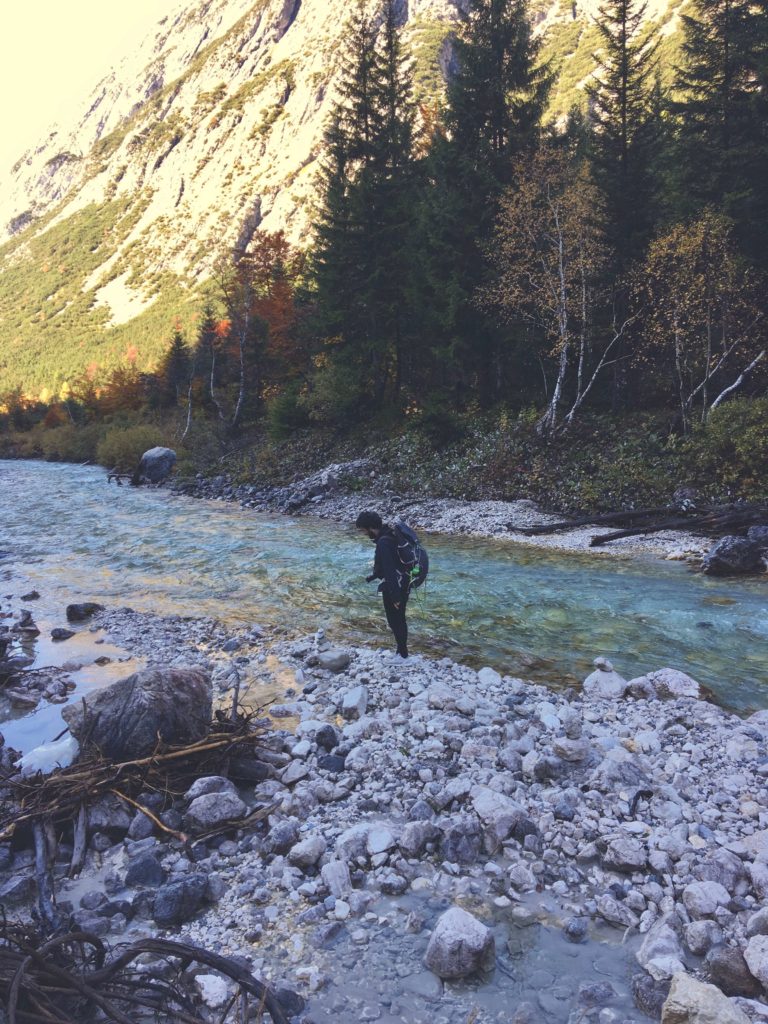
[312,0,417,413]
[158,327,191,407]
[419,0,550,406]
[587,0,661,270]
[674,0,768,265]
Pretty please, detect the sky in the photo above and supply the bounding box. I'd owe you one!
[0,1,182,175]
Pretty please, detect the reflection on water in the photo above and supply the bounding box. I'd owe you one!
[1,461,767,711]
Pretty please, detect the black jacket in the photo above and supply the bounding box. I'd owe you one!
[370,528,407,602]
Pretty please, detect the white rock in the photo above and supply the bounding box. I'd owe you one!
[321,860,351,898]
[366,827,396,856]
[287,836,327,869]
[647,667,701,700]
[583,664,627,699]
[477,667,502,687]
[196,974,229,1010]
[682,881,731,919]
[470,786,524,843]
[744,934,768,987]
[424,907,495,979]
[341,685,368,720]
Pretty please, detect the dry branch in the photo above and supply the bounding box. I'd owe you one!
[0,715,271,844]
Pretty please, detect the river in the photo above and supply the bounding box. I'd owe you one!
[1,460,767,715]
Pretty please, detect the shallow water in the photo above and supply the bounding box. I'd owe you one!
[2,460,767,714]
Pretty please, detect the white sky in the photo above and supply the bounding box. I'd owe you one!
[0,1,182,175]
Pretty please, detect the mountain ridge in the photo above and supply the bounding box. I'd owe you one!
[0,0,679,398]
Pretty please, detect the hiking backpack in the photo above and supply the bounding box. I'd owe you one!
[393,520,429,592]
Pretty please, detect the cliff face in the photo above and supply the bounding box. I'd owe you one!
[0,0,678,396]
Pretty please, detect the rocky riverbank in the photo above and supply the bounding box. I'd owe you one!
[173,462,713,563]
[3,599,768,1023]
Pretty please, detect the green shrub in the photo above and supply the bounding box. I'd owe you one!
[412,397,466,449]
[38,423,105,463]
[266,387,310,440]
[96,425,166,472]
[680,398,768,500]
[302,359,368,428]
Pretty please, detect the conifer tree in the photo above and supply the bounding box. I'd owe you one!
[674,0,768,265]
[158,327,191,407]
[419,0,550,406]
[312,0,417,412]
[587,0,661,270]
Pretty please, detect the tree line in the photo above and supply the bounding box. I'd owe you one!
[4,0,766,441]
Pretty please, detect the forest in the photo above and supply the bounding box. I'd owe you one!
[1,0,767,509]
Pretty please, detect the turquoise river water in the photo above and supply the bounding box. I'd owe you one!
[1,460,767,712]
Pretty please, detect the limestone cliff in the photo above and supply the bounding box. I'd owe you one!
[0,0,680,396]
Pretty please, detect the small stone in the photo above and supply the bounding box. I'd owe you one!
[125,853,165,888]
[51,628,75,641]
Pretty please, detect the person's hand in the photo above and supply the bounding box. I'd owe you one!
[366,574,376,583]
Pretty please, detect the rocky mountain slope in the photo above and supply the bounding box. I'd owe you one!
[0,0,682,398]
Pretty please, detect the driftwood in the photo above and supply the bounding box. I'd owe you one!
[512,501,768,546]
[0,716,270,846]
[590,505,768,546]
[0,924,289,1023]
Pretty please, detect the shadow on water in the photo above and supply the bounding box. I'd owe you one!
[1,460,767,713]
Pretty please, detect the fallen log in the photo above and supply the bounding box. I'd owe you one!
[590,506,768,546]
[515,506,677,535]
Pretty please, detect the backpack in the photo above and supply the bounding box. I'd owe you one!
[393,520,429,592]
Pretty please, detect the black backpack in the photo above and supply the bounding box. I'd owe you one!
[393,520,429,592]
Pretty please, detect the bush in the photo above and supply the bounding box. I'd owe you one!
[39,423,104,462]
[96,425,165,472]
[680,398,768,500]
[266,387,310,440]
[412,397,466,449]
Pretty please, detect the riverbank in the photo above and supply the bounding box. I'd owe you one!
[3,599,768,1023]
[174,465,714,563]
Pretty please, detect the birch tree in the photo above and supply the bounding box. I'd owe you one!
[637,210,765,430]
[482,148,625,432]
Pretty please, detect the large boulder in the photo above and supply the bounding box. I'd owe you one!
[702,536,765,576]
[661,972,749,1024]
[134,447,177,485]
[63,667,211,761]
[424,907,495,979]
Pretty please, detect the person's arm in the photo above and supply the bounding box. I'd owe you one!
[376,536,402,604]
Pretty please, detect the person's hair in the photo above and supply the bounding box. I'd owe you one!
[355,510,382,530]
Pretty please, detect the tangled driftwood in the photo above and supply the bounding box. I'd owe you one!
[0,923,289,1023]
[0,712,276,932]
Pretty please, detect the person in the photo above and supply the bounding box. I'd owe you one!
[356,510,410,659]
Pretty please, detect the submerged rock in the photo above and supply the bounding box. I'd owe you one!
[66,602,104,621]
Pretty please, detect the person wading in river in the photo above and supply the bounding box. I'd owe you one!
[356,510,412,659]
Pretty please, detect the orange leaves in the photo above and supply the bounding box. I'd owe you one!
[214,318,232,339]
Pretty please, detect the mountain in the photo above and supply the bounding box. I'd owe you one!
[0,0,682,400]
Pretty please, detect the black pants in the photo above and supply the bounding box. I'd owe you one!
[382,590,408,656]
